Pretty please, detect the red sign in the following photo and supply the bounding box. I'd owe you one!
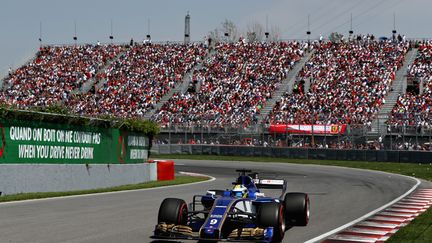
[269,124,346,135]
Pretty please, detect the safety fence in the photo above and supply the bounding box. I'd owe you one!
[155,120,432,151]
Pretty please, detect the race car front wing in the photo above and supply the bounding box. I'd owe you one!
[153,223,275,242]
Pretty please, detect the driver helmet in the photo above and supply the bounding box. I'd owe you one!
[232,184,248,198]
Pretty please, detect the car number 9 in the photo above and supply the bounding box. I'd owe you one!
[210,219,218,225]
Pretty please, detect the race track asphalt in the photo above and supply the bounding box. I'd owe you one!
[0,159,421,243]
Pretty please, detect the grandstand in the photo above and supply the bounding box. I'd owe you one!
[67,43,207,118]
[1,36,431,151]
[1,44,122,108]
[266,40,409,125]
[151,41,308,128]
[388,41,432,131]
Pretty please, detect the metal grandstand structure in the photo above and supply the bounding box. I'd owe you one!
[155,122,432,151]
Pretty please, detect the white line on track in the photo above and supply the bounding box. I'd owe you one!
[304,175,421,243]
[0,172,215,207]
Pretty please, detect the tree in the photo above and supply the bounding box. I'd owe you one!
[222,19,239,42]
[269,25,281,42]
[208,19,239,43]
[246,21,264,42]
[208,28,222,43]
[329,32,344,43]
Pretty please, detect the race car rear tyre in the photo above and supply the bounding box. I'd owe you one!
[284,192,309,226]
[257,202,285,243]
[158,198,188,225]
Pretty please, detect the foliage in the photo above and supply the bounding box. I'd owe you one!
[32,103,70,115]
[0,104,159,136]
[209,19,281,43]
[221,19,239,42]
[119,118,160,137]
[246,21,264,42]
[269,25,281,42]
[329,32,344,43]
[209,19,239,43]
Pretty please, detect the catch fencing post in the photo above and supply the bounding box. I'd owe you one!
[168,120,172,153]
[390,124,393,150]
[201,125,204,144]
[429,133,431,151]
[311,123,315,147]
[324,122,327,147]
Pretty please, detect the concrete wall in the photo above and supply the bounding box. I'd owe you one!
[0,163,157,196]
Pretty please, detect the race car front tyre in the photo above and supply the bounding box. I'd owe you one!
[257,202,285,243]
[158,198,188,225]
[284,192,309,226]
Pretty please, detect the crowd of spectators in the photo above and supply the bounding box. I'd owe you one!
[154,136,383,150]
[2,38,424,135]
[387,41,432,131]
[155,135,432,151]
[68,43,207,117]
[0,44,122,107]
[152,40,308,128]
[267,39,409,126]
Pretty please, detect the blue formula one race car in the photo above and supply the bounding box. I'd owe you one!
[152,169,310,242]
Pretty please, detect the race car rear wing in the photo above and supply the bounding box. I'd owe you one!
[254,178,287,190]
[234,169,287,196]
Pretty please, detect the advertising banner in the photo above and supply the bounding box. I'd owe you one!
[268,124,347,135]
[0,119,149,164]
[116,130,150,163]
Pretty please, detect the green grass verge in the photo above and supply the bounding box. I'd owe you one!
[154,154,432,181]
[387,208,432,242]
[0,175,207,203]
[152,154,432,242]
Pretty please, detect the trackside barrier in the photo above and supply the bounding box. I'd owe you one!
[152,145,432,164]
[0,117,152,195]
[149,160,174,181]
[0,118,150,164]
